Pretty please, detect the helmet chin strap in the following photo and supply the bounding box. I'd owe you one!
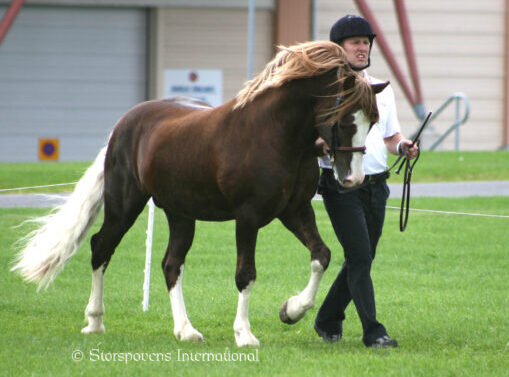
[349,58,371,71]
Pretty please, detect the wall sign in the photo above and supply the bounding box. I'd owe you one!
[39,138,59,161]
[164,69,223,107]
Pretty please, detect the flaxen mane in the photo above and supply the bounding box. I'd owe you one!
[234,40,378,126]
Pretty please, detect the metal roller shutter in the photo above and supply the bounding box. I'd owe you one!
[0,6,147,161]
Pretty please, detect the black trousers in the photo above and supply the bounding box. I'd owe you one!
[315,168,390,344]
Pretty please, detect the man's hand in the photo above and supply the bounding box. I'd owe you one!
[314,137,330,157]
[399,139,419,160]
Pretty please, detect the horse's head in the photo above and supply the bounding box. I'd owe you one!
[317,73,389,188]
[232,40,389,188]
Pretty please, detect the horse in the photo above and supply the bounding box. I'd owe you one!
[12,40,388,347]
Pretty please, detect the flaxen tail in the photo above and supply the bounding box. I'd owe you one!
[11,146,107,290]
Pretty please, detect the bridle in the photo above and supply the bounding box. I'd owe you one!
[327,95,367,161]
[325,92,432,233]
[331,122,367,155]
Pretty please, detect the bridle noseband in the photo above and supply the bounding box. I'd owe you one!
[332,145,367,154]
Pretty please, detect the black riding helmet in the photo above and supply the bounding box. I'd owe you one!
[330,15,376,70]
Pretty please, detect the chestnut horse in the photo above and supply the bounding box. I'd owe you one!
[12,41,387,347]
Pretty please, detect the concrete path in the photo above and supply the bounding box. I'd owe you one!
[0,193,70,208]
[387,180,509,198]
[0,181,508,208]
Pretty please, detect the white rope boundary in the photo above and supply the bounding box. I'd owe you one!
[385,206,509,219]
[0,182,77,193]
[3,182,509,219]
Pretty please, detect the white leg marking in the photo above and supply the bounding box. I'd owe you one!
[284,260,324,322]
[82,265,106,334]
[169,265,203,342]
[234,281,259,347]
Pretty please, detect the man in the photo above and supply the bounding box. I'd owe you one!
[314,14,418,348]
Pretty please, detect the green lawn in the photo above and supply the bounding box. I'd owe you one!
[386,151,509,183]
[1,151,508,375]
[1,197,508,376]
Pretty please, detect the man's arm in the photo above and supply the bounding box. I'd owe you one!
[384,132,419,160]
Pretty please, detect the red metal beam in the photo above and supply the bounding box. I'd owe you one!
[0,0,24,46]
[393,0,422,105]
[353,0,417,108]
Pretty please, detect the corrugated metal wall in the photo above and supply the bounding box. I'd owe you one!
[316,0,505,150]
[0,6,147,161]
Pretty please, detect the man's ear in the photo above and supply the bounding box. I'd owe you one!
[371,81,390,94]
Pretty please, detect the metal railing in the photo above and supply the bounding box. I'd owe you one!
[418,93,470,151]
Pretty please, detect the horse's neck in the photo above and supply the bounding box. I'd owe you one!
[268,90,317,148]
[226,80,330,152]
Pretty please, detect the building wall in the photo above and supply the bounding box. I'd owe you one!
[0,1,275,161]
[2,0,503,162]
[276,0,312,46]
[316,0,506,150]
[149,7,274,103]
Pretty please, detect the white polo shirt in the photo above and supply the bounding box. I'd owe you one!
[319,71,401,175]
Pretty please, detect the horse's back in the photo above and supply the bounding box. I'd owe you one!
[106,96,236,219]
[104,94,317,223]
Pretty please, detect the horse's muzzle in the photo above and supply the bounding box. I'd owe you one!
[338,173,365,188]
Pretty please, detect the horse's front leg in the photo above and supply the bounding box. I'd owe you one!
[278,202,331,324]
[162,215,203,342]
[233,218,260,347]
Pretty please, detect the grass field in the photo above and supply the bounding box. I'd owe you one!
[1,196,508,376]
[1,152,508,376]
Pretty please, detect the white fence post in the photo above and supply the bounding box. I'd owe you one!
[142,198,155,311]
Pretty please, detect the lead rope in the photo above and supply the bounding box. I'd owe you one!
[397,145,420,231]
[389,111,431,231]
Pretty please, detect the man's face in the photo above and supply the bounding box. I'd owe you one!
[341,36,371,70]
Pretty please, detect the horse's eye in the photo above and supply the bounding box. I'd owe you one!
[339,124,357,134]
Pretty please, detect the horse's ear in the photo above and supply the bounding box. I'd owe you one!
[371,81,390,94]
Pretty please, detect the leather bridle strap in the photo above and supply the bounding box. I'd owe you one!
[330,123,367,158]
[333,146,367,153]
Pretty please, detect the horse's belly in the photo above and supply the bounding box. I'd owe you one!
[153,189,235,221]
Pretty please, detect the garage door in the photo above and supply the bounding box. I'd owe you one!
[0,6,147,161]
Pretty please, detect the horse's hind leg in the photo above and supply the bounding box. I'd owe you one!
[82,176,149,334]
[278,201,331,324]
[161,213,202,342]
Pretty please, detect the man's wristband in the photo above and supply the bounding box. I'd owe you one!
[396,141,403,155]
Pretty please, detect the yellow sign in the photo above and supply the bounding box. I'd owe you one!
[39,138,59,161]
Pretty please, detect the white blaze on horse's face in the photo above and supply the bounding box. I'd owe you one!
[334,109,371,188]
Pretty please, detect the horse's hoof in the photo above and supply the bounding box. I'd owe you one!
[175,325,204,342]
[81,324,105,334]
[235,330,260,347]
[279,300,299,325]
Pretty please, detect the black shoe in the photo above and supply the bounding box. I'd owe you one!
[314,322,342,343]
[365,335,398,348]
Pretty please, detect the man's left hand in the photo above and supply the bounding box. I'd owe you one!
[399,139,419,160]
